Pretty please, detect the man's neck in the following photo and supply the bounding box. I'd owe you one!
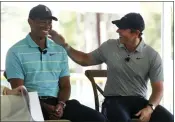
[124,38,141,52]
[30,32,46,49]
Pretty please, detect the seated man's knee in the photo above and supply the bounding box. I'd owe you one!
[66,99,80,106]
[151,105,174,122]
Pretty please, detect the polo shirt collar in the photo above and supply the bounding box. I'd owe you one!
[135,39,145,52]
[117,38,145,52]
[26,34,51,48]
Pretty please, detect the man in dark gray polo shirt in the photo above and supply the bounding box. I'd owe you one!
[49,13,173,122]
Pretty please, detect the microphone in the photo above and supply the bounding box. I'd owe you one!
[38,47,47,60]
[38,47,47,54]
[43,50,47,54]
[136,57,141,60]
[125,55,130,62]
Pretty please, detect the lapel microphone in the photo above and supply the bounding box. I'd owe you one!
[125,55,130,62]
[38,47,47,54]
[38,47,47,60]
[43,50,47,54]
[38,37,47,54]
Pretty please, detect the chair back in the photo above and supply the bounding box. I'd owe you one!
[85,70,107,111]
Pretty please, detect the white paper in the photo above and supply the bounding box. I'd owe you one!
[29,92,44,121]
[1,88,44,121]
[1,95,32,121]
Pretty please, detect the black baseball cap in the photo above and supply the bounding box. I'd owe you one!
[112,13,145,32]
[29,4,58,21]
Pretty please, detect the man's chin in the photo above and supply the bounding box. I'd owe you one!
[119,38,124,43]
[39,34,48,39]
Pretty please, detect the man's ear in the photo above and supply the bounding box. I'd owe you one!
[28,18,33,27]
[136,30,141,35]
[135,30,140,37]
[130,29,140,37]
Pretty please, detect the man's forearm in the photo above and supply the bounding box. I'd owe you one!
[67,47,88,66]
[148,90,163,107]
[63,44,92,66]
[10,79,24,89]
[58,87,71,103]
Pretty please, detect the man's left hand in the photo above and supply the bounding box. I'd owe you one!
[135,106,153,122]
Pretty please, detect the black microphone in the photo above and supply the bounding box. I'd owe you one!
[38,47,47,54]
[136,57,141,60]
[43,50,47,54]
[125,55,130,62]
[38,47,47,60]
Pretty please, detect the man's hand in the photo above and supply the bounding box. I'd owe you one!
[49,30,66,46]
[7,86,24,95]
[41,102,58,120]
[43,103,55,113]
[135,106,153,122]
[49,104,64,120]
[43,102,64,120]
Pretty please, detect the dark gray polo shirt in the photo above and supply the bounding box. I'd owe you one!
[90,39,163,98]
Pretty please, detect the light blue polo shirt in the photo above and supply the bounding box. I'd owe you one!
[5,34,70,97]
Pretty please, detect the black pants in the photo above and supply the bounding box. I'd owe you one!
[39,97,106,122]
[102,96,174,122]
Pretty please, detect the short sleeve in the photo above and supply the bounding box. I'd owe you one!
[89,41,108,64]
[5,49,25,80]
[148,52,164,82]
[59,49,70,78]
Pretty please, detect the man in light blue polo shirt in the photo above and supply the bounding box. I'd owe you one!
[49,13,174,122]
[5,4,106,122]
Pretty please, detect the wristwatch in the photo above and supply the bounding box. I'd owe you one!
[147,103,156,111]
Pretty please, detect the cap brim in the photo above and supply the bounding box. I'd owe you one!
[51,16,58,21]
[112,20,120,24]
[41,16,58,21]
[112,20,121,27]
[112,20,128,29]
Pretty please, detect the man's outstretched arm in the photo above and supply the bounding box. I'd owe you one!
[64,45,94,66]
[49,30,100,66]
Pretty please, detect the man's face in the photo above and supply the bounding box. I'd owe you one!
[116,28,138,44]
[30,18,52,38]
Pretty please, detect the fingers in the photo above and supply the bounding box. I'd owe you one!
[48,35,53,40]
[10,87,22,95]
[48,29,54,35]
[137,112,150,122]
[139,114,144,122]
[49,114,59,120]
[139,116,150,122]
[49,111,63,120]
[54,111,62,117]
[55,110,63,117]
[49,29,58,36]
[18,86,26,95]
[55,105,63,114]
[48,30,65,40]
[135,110,141,116]
[54,105,64,118]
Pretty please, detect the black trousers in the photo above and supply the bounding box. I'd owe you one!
[102,96,174,122]
[39,97,106,122]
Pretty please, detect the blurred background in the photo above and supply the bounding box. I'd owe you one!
[1,2,174,114]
